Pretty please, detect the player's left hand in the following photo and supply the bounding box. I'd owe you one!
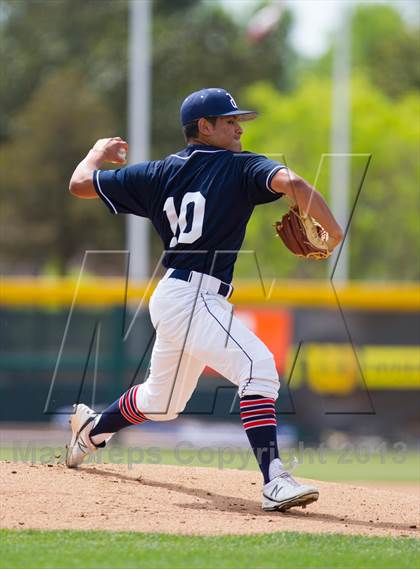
[274,205,332,260]
[90,137,128,165]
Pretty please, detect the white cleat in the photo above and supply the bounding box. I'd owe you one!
[262,461,319,512]
[65,404,99,468]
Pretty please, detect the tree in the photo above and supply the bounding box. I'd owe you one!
[0,0,298,273]
[0,69,124,275]
[351,3,420,99]
[239,75,419,281]
[309,4,420,100]
[0,0,129,144]
[0,0,295,153]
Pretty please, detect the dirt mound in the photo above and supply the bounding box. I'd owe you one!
[1,462,418,537]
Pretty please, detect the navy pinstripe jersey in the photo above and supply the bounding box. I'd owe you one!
[93,144,285,283]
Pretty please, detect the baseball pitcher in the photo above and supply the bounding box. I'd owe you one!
[66,88,343,512]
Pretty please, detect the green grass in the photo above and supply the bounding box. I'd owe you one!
[1,445,419,482]
[1,530,419,569]
[1,450,418,569]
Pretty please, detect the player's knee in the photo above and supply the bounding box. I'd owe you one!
[239,376,280,400]
[146,411,179,422]
[134,383,180,421]
[149,398,189,421]
[238,356,280,400]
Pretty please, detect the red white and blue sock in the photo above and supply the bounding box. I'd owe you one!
[90,385,148,446]
[240,395,279,484]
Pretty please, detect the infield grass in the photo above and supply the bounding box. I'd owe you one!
[1,530,419,569]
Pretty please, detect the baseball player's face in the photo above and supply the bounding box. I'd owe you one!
[207,116,244,152]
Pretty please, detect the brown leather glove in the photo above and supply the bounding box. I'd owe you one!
[274,206,332,260]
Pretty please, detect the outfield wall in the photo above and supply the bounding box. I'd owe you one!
[1,278,419,442]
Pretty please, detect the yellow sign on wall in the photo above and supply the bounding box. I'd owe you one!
[291,344,420,393]
[306,344,358,394]
[362,346,420,389]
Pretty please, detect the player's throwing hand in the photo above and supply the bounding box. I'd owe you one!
[69,137,128,198]
[90,137,128,164]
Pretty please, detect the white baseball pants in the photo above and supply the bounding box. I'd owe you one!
[135,272,280,421]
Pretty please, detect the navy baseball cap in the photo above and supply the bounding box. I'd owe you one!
[180,88,257,126]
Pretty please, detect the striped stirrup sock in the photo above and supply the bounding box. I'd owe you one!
[240,395,279,483]
[90,385,148,445]
[119,386,148,425]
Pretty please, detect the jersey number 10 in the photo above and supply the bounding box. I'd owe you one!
[163,192,206,248]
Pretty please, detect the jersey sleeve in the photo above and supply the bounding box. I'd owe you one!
[92,162,152,217]
[242,154,286,206]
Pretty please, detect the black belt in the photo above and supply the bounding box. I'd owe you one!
[168,269,233,298]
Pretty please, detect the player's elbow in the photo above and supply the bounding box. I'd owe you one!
[271,169,308,201]
[69,179,97,199]
[69,179,79,196]
[68,179,84,198]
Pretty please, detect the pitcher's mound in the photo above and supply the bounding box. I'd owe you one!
[1,462,418,537]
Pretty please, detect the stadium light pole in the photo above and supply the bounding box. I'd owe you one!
[127,0,151,280]
[329,4,352,283]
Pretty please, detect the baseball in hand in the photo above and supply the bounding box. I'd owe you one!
[118,149,127,162]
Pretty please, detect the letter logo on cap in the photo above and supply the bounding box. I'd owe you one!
[226,92,238,109]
